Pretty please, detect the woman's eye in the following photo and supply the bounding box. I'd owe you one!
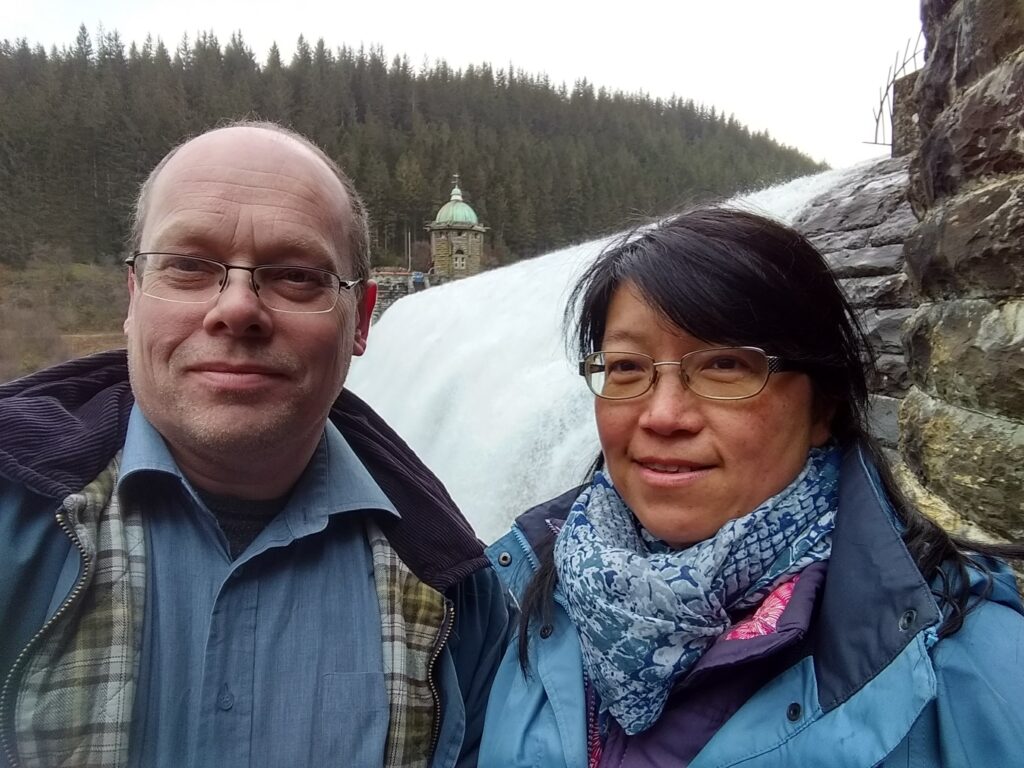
[707,356,744,370]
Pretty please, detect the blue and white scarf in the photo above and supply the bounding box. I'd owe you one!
[553,446,841,735]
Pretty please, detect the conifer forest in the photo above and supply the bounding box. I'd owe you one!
[1,26,825,270]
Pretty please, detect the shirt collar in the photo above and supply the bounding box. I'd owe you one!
[118,404,400,530]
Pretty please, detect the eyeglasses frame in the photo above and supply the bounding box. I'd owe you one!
[124,252,362,314]
[578,347,807,401]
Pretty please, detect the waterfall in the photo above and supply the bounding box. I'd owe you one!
[348,163,871,543]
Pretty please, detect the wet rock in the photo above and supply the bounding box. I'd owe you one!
[861,307,916,353]
[904,298,1024,420]
[904,177,1024,300]
[840,273,914,309]
[825,244,905,278]
[954,0,1024,90]
[868,393,902,448]
[914,51,1024,207]
[900,387,1024,539]
[795,158,910,235]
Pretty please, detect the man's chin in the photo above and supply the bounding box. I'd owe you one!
[163,406,299,457]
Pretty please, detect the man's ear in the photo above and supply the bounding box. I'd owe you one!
[353,280,377,356]
[123,268,138,334]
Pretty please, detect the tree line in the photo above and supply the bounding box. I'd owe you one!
[0,25,825,269]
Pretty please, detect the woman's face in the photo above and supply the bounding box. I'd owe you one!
[595,284,832,547]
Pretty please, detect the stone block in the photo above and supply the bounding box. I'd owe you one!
[840,273,914,309]
[914,51,1024,206]
[860,307,916,353]
[795,158,909,236]
[904,298,1024,420]
[867,393,902,448]
[868,202,919,247]
[807,230,870,254]
[904,176,1024,299]
[955,0,1024,90]
[867,352,912,395]
[825,244,905,278]
[900,387,1024,539]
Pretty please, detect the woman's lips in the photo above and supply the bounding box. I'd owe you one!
[634,459,714,485]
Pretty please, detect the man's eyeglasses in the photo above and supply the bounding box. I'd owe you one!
[125,252,361,314]
[578,348,803,401]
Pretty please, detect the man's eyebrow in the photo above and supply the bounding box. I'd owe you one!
[266,240,339,270]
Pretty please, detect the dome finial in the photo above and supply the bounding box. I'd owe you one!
[450,173,463,202]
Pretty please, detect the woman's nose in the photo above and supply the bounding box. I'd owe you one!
[638,365,706,434]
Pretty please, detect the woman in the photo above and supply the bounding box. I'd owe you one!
[479,208,1024,767]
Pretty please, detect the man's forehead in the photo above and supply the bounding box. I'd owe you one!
[141,128,353,265]
[156,127,341,190]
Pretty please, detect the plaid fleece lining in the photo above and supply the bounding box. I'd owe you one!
[369,523,446,768]
[11,459,442,768]
[14,454,145,768]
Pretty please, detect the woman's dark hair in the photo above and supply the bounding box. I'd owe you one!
[517,206,1022,668]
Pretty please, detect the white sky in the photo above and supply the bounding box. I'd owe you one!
[9,0,924,168]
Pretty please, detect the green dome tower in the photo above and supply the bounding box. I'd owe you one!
[426,175,487,282]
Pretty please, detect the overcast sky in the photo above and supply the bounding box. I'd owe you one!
[10,0,924,168]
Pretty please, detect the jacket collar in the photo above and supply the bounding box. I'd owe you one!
[811,444,942,712]
[0,350,486,592]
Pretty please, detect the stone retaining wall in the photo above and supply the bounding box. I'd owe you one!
[794,157,918,450]
[902,0,1024,539]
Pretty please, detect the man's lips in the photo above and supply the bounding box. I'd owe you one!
[190,366,286,378]
[187,361,290,376]
[185,363,292,389]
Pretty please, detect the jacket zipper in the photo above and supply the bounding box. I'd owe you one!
[426,597,455,760]
[0,505,92,768]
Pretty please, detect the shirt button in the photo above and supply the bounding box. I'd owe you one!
[786,703,802,722]
[217,685,235,711]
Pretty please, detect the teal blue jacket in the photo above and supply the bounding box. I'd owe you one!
[481,446,1024,767]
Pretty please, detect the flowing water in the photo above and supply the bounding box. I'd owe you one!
[348,163,873,543]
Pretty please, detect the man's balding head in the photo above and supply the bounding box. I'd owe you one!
[130,121,370,283]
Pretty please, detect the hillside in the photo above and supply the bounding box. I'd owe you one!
[1,26,824,271]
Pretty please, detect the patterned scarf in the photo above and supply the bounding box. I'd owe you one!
[554,446,841,735]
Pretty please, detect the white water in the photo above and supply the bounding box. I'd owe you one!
[348,163,870,543]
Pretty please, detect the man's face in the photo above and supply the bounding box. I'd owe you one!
[124,127,374,470]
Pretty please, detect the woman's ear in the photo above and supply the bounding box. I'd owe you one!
[810,395,837,447]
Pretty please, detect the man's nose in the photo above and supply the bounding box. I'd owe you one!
[203,268,272,335]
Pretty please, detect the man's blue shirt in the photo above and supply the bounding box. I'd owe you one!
[118,405,399,767]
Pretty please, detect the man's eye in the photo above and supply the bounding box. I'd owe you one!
[265,268,323,285]
[163,257,216,274]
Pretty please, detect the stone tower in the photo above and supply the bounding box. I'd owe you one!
[426,176,487,282]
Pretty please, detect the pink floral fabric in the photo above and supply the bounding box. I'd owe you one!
[724,575,800,640]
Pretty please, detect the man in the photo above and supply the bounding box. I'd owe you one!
[0,122,509,768]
